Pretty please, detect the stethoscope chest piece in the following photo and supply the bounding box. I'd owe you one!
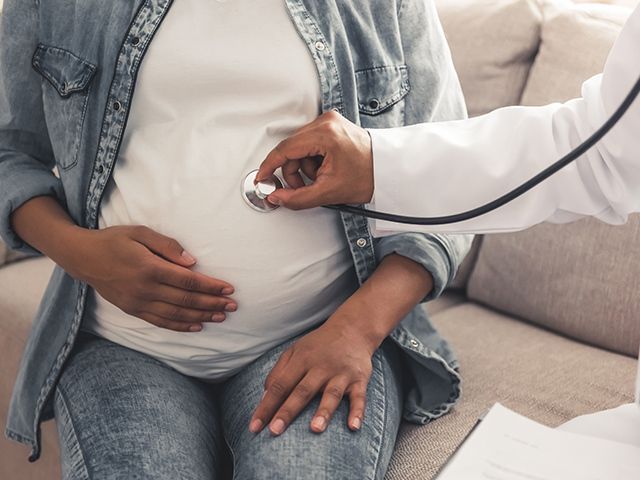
[242,169,284,212]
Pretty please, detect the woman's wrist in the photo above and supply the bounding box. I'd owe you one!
[325,253,434,354]
[323,295,388,355]
[52,225,97,281]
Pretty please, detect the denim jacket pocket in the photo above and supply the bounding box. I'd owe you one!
[355,65,410,128]
[32,44,97,170]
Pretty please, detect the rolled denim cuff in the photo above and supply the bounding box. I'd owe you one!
[375,233,453,303]
[0,165,65,254]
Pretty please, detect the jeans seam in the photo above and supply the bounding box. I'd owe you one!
[222,428,237,480]
[370,351,388,480]
[55,386,91,480]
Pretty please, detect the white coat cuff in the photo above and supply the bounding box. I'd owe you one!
[367,128,412,237]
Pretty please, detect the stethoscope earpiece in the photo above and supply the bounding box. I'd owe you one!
[242,169,284,212]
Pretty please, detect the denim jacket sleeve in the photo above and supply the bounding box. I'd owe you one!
[0,0,65,254]
[375,233,472,301]
[373,0,473,300]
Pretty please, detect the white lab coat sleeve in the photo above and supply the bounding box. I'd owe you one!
[368,4,640,236]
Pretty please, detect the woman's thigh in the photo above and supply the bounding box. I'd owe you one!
[220,336,404,480]
[54,333,225,480]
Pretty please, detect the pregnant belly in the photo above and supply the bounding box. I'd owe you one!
[88,203,358,380]
[87,260,356,380]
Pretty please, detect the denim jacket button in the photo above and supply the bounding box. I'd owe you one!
[113,101,122,111]
[96,165,104,174]
[409,339,420,348]
[315,41,325,51]
[131,36,141,46]
[356,238,367,248]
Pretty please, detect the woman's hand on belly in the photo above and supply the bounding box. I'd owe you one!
[249,254,435,436]
[74,225,237,332]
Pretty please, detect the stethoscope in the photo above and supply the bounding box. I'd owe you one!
[243,73,640,225]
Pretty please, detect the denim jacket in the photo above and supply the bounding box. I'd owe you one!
[0,0,472,461]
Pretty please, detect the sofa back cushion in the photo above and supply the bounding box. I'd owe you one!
[467,3,640,357]
[468,219,640,357]
[435,0,542,117]
[521,3,631,105]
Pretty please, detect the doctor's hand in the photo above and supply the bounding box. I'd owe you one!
[256,111,374,209]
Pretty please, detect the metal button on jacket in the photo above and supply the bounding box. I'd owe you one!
[356,238,367,248]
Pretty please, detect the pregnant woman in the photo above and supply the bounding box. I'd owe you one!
[0,0,471,478]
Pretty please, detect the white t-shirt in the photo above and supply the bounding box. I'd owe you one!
[84,0,357,380]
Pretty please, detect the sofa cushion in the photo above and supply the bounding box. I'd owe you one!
[424,291,466,316]
[386,302,637,479]
[435,0,542,117]
[521,2,630,106]
[0,256,54,342]
[467,217,640,357]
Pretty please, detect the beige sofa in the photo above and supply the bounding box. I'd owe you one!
[1,1,639,478]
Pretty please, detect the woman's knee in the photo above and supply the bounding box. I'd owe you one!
[227,341,404,480]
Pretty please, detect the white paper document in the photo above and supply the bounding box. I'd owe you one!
[636,347,640,405]
[559,403,640,448]
[436,403,640,480]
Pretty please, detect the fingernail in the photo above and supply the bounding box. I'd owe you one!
[270,419,285,436]
[222,287,234,295]
[249,419,263,433]
[212,313,225,322]
[225,303,237,312]
[189,324,203,332]
[268,196,281,206]
[311,416,326,432]
[352,417,362,430]
[181,251,197,264]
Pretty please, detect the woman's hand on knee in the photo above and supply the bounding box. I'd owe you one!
[71,225,236,332]
[249,314,375,436]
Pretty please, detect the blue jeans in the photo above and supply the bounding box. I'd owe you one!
[53,332,404,479]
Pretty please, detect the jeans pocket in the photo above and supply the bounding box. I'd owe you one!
[32,44,97,170]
